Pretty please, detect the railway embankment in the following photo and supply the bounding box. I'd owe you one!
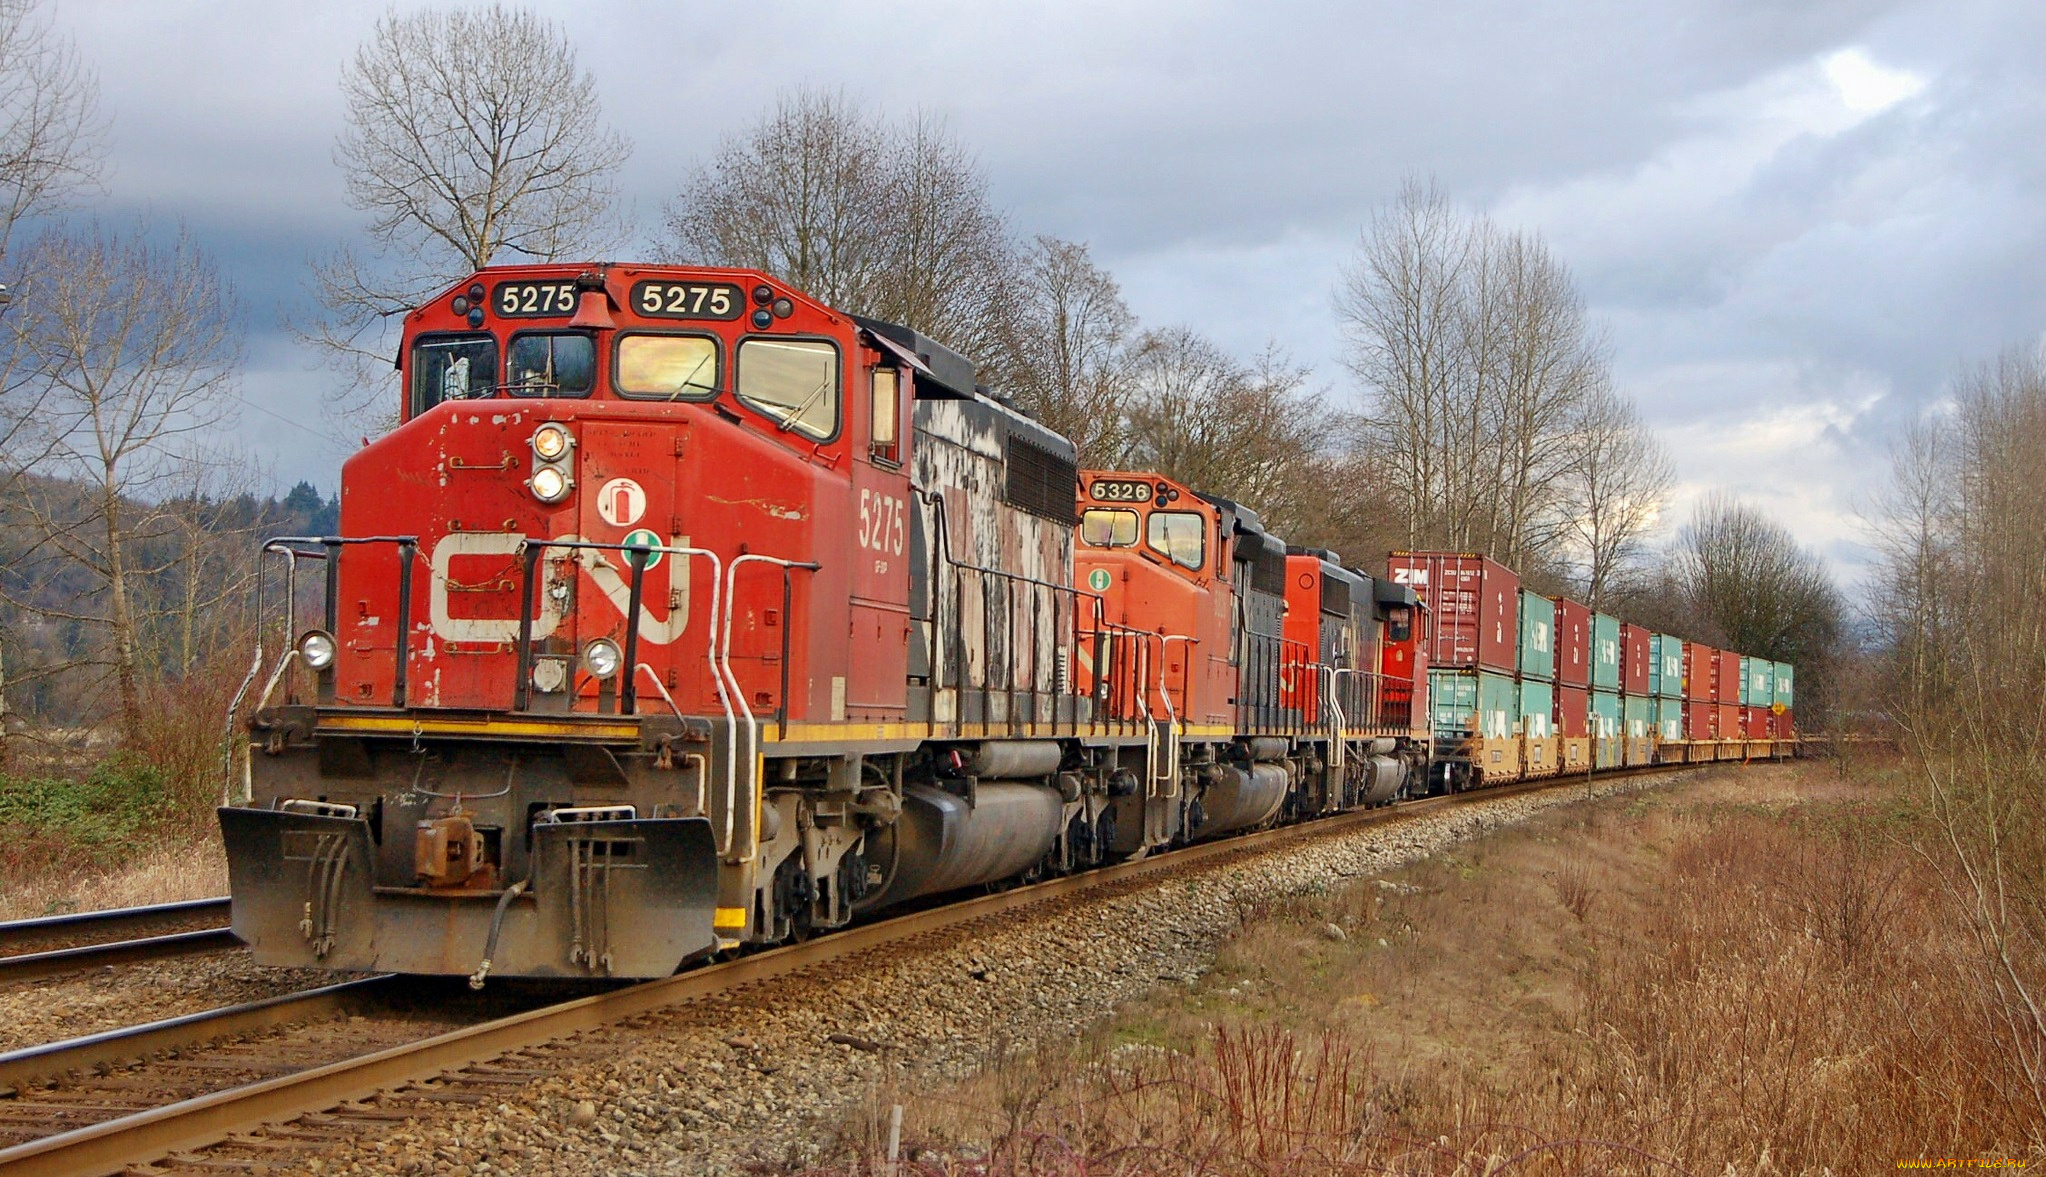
[287,769,1693,1177]
[816,758,2040,1176]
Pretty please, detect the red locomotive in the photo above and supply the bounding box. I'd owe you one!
[219,262,1784,983]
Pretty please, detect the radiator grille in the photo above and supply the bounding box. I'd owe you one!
[1005,437,1078,524]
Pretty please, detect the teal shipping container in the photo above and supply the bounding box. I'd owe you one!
[1738,655,1753,705]
[1430,669,1518,742]
[1517,589,1554,680]
[1749,659,1775,705]
[1518,676,1554,739]
[1519,675,1556,774]
[1623,694,1653,764]
[1651,634,1684,698]
[1592,689,1623,767]
[1773,662,1795,708]
[1591,614,1621,691]
[1655,695,1684,742]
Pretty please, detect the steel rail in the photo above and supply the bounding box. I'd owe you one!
[0,899,229,950]
[0,763,1712,1177]
[0,929,242,985]
[0,976,394,1094]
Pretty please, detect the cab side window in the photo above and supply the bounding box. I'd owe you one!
[409,334,498,417]
[870,367,901,464]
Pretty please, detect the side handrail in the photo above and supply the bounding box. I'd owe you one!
[1154,633,1198,796]
[721,554,821,865]
[1327,666,1362,776]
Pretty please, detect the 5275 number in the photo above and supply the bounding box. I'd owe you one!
[494,281,577,317]
[632,281,743,321]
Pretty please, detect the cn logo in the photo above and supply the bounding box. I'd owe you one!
[597,478,647,527]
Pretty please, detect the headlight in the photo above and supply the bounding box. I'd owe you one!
[531,423,572,460]
[530,464,570,503]
[582,638,623,680]
[299,630,337,671]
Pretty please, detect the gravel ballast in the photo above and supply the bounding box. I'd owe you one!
[0,950,333,1054]
[302,770,1702,1177]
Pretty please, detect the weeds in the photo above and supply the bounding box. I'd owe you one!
[813,764,2046,1175]
[1550,862,1596,922]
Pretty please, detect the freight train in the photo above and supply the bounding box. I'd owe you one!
[219,263,1794,982]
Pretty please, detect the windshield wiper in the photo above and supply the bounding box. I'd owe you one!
[667,352,715,401]
[772,373,832,434]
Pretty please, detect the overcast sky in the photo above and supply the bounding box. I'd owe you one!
[45,0,2046,588]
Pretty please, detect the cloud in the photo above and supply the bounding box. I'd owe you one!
[1822,47,1928,113]
[38,0,2046,597]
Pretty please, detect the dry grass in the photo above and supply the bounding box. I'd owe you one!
[0,665,240,922]
[800,763,2046,1175]
[0,834,226,921]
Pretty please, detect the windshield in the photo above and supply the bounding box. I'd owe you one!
[616,334,718,399]
[1147,510,1205,571]
[1080,508,1138,547]
[737,338,838,438]
[410,334,498,415]
[507,332,595,397]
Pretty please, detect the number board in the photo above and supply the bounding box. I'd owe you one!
[493,281,578,318]
[631,281,744,321]
[1090,479,1154,503]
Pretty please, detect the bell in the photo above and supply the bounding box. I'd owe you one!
[569,288,615,330]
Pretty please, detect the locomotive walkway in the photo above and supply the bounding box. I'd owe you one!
[0,766,1702,1176]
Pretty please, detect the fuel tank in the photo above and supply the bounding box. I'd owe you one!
[860,782,1063,908]
[1358,755,1407,806]
[1191,762,1289,840]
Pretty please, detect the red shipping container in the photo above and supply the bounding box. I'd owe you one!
[1780,707,1795,737]
[1619,624,1651,695]
[1555,684,1589,739]
[1744,705,1771,738]
[1684,699,1712,740]
[1713,650,1741,702]
[1554,599,1591,687]
[1718,702,1741,740]
[1386,552,1519,673]
[1684,641,1717,702]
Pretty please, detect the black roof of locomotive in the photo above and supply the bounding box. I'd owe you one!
[854,315,978,402]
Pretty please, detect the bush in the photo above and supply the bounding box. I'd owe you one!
[0,753,180,859]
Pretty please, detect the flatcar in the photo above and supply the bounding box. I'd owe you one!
[219,263,1790,984]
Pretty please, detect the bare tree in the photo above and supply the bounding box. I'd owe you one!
[663,89,1014,358]
[1116,330,1325,535]
[664,90,888,312]
[1337,180,1473,550]
[1563,383,1674,608]
[4,224,241,739]
[1677,492,1843,719]
[0,0,102,266]
[1471,230,1607,568]
[306,3,631,424]
[990,236,1138,463]
[1869,345,2046,1129]
[1338,180,1661,582]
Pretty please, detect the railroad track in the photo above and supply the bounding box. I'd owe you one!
[0,766,1702,1177]
[0,899,236,984]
